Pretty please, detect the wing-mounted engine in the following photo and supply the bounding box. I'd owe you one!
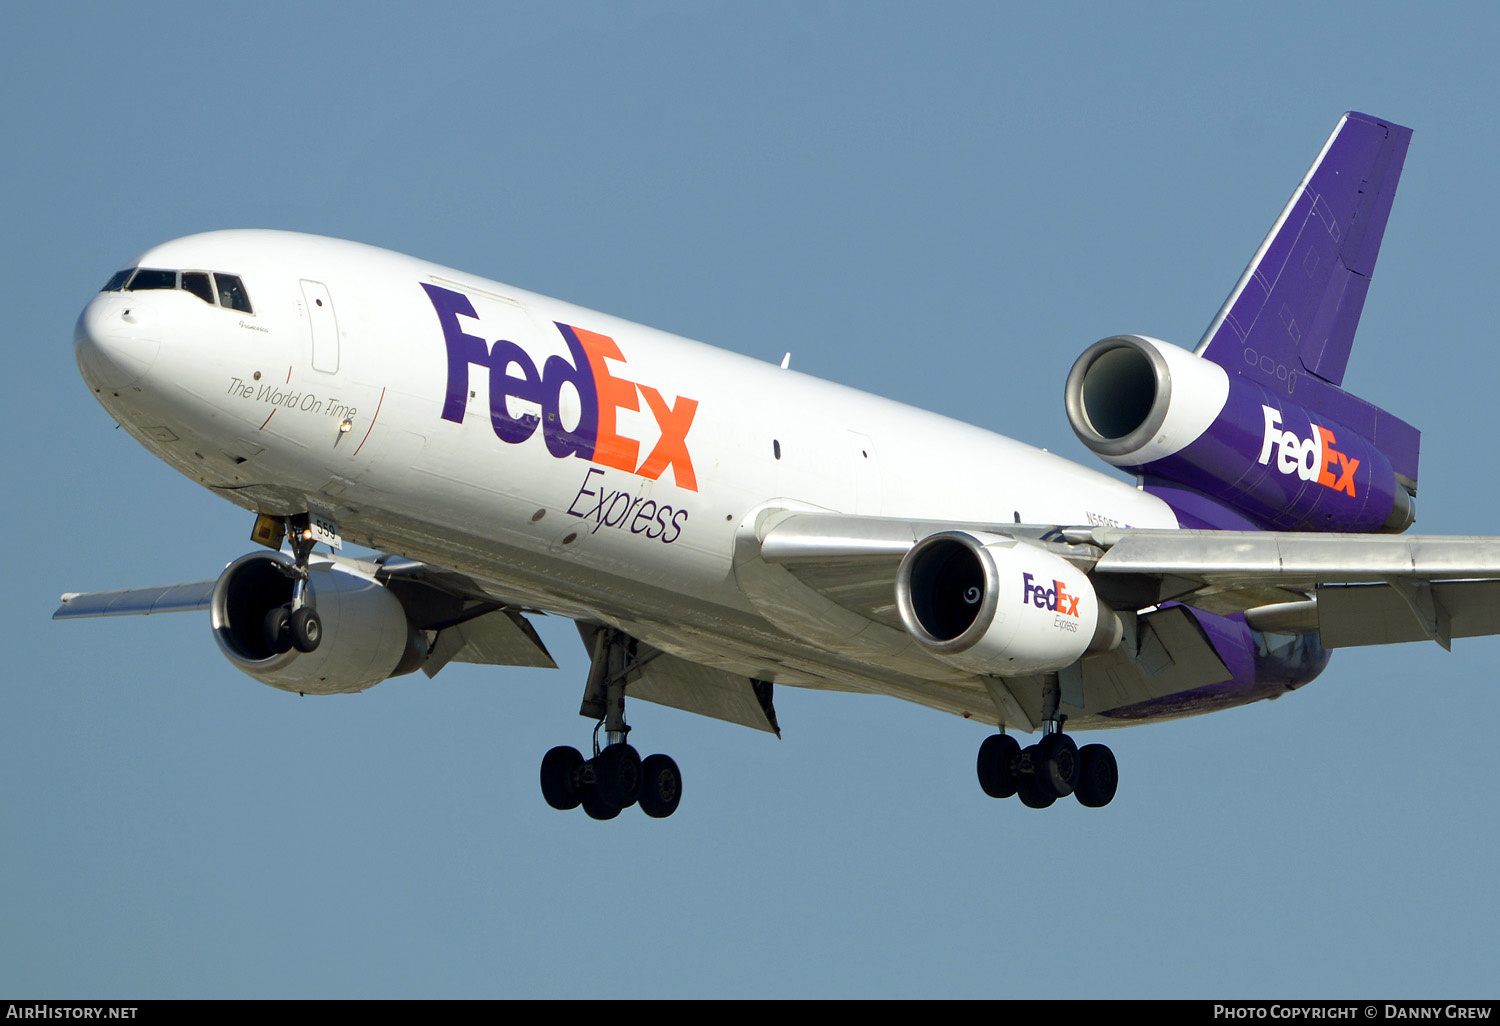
[895,531,1121,675]
[211,552,427,694]
[1065,335,1414,533]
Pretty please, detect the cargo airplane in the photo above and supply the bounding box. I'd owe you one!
[58,112,1500,818]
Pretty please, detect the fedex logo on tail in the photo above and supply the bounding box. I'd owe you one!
[423,284,698,491]
[1022,573,1079,616]
[1257,405,1358,498]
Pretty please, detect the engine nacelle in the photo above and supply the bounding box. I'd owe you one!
[1065,334,1412,533]
[210,552,427,694]
[895,532,1120,676]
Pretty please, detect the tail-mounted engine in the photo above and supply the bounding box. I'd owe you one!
[1065,335,1414,533]
[210,552,427,694]
[895,532,1121,676]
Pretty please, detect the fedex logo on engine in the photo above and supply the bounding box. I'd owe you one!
[1257,405,1357,498]
[1022,573,1080,616]
[423,284,698,491]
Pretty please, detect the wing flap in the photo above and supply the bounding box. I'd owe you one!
[1073,606,1233,711]
[1317,581,1500,648]
[423,608,556,676]
[624,652,782,734]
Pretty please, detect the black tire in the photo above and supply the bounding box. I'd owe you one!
[1074,744,1119,808]
[638,754,682,818]
[977,734,1020,799]
[290,607,322,653]
[263,605,292,655]
[1016,767,1057,809]
[1036,732,1079,798]
[540,746,584,811]
[580,787,621,820]
[593,743,642,809]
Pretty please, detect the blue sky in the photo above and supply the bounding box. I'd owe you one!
[4,1,1499,998]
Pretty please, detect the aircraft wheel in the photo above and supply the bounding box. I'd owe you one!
[1074,744,1118,808]
[977,734,1020,798]
[593,743,642,810]
[638,754,682,818]
[1016,763,1057,809]
[1036,732,1079,798]
[540,746,585,811]
[263,605,292,654]
[290,607,322,653]
[581,787,621,820]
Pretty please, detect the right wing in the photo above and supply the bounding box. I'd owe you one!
[737,510,1500,726]
[744,509,1500,654]
[747,510,1500,654]
[1073,527,1500,650]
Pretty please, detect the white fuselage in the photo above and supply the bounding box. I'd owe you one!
[75,230,1177,704]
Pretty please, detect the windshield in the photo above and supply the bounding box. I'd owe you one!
[100,267,254,314]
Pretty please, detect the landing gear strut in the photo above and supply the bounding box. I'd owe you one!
[260,513,324,655]
[975,679,1118,808]
[539,627,683,820]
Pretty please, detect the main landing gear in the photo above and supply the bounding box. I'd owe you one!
[976,681,1118,809]
[540,627,683,820]
[540,732,683,821]
[260,513,324,656]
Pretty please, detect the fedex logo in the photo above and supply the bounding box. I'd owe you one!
[423,284,698,491]
[1257,405,1357,498]
[1022,573,1079,616]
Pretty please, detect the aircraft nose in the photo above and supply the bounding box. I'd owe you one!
[75,292,162,390]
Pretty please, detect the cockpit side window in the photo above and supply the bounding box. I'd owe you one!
[181,271,215,305]
[101,268,135,292]
[215,273,252,314]
[126,268,177,291]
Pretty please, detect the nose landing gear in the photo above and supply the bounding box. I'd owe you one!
[258,512,325,656]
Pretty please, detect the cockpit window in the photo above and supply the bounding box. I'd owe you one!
[98,265,253,314]
[127,268,177,291]
[101,268,134,292]
[215,273,252,314]
[181,271,214,305]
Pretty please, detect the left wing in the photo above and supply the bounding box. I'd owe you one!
[51,553,782,732]
[53,553,556,671]
[54,581,216,618]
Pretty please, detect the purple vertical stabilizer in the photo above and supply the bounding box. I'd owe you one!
[1197,112,1408,388]
[1066,113,1424,533]
[1194,112,1419,487]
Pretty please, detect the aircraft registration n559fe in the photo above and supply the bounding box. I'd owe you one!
[60,112,1500,818]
